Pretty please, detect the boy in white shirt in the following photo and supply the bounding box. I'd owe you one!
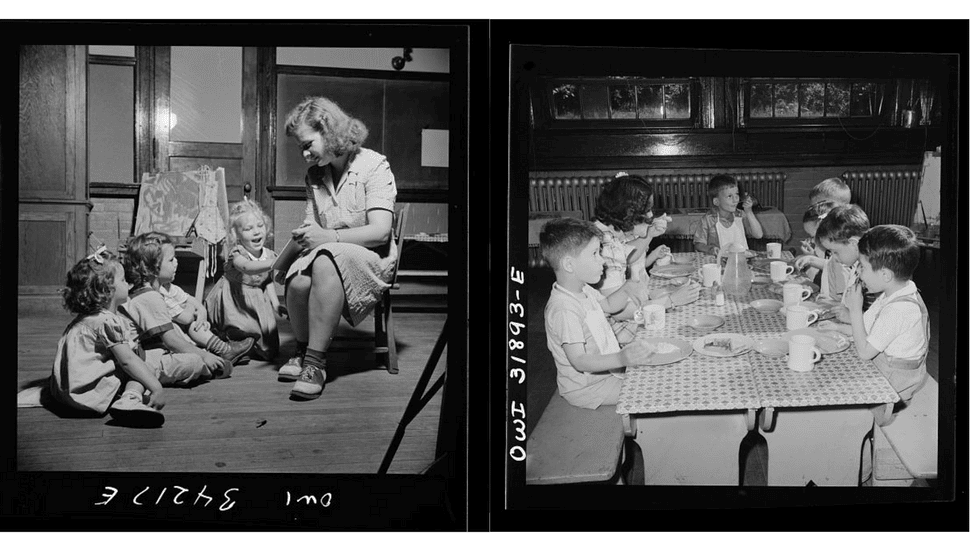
[825,225,929,407]
[692,174,764,256]
[539,218,660,409]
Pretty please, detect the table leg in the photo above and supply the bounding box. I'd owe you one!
[745,408,758,431]
[764,406,873,486]
[634,411,747,485]
[194,257,206,304]
[761,407,775,432]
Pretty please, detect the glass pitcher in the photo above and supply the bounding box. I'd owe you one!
[718,243,752,297]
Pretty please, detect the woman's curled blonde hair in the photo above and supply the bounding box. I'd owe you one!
[283,96,368,157]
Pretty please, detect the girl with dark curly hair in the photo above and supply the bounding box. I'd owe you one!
[592,173,699,344]
[48,248,168,427]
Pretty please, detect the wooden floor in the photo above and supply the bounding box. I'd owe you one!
[17,299,448,474]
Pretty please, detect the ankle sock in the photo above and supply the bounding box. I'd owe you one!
[303,348,327,372]
[206,335,230,356]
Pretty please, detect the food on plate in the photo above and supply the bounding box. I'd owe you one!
[652,341,681,355]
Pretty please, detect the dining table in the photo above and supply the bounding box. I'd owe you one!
[617,251,901,486]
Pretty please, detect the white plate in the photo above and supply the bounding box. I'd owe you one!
[686,314,725,331]
[637,337,694,366]
[693,333,755,357]
[649,264,697,278]
[784,328,851,354]
[755,338,789,357]
[778,302,825,316]
[750,299,783,313]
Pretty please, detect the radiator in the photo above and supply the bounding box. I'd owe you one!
[529,171,786,222]
[528,171,786,268]
[842,171,923,227]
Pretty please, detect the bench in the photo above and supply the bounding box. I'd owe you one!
[872,375,938,485]
[526,389,627,484]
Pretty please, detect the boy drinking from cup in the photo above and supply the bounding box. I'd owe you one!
[822,225,930,409]
[693,175,764,256]
[539,218,664,409]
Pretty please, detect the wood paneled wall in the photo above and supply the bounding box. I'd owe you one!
[19,45,89,298]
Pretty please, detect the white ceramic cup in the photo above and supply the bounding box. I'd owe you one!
[766,242,782,259]
[770,261,794,282]
[699,263,722,287]
[785,304,819,331]
[782,282,813,307]
[788,334,822,372]
[633,303,666,331]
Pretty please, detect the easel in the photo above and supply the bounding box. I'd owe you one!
[378,317,450,474]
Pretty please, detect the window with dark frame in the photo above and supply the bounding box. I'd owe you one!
[547,78,695,125]
[746,78,883,125]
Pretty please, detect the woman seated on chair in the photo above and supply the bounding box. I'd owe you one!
[277,96,398,401]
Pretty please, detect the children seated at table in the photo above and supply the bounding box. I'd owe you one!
[809,176,852,206]
[813,204,872,322]
[693,174,763,256]
[794,200,837,283]
[827,225,929,406]
[592,172,697,344]
[540,217,662,409]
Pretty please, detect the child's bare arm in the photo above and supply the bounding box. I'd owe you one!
[173,304,197,326]
[108,344,166,409]
[600,281,647,315]
[564,340,659,373]
[740,202,764,238]
[160,328,225,371]
[231,253,277,276]
[183,296,208,323]
[843,281,879,360]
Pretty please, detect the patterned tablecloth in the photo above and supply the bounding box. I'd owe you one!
[617,252,900,415]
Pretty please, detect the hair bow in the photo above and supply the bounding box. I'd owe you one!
[817,212,829,221]
[86,245,108,264]
[615,171,629,178]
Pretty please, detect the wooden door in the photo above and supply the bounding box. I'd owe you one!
[19,45,89,301]
[140,46,258,203]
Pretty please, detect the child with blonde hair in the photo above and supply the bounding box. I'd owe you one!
[809,177,851,205]
[205,199,285,362]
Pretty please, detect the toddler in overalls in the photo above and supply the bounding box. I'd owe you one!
[833,225,930,416]
[692,174,764,256]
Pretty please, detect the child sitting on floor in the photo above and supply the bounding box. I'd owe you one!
[119,232,231,379]
[693,174,763,256]
[540,217,661,409]
[824,225,930,407]
[204,199,285,363]
[46,249,169,427]
[809,176,852,206]
[159,265,255,366]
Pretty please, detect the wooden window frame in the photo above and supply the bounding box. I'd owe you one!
[744,77,890,129]
[539,77,699,131]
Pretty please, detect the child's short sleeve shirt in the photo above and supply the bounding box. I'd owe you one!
[49,310,138,414]
[159,283,191,319]
[118,286,175,349]
[594,221,633,292]
[693,210,745,250]
[544,283,623,409]
[863,281,928,361]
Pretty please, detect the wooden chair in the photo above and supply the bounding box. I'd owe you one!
[333,204,409,375]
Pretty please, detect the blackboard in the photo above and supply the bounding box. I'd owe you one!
[276,73,450,192]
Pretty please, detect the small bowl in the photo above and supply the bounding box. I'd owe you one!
[755,338,789,357]
[672,256,694,265]
[750,299,783,313]
[687,314,725,331]
[668,276,690,286]
[751,274,772,285]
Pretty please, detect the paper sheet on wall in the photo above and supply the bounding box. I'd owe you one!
[421,129,449,167]
[915,150,941,225]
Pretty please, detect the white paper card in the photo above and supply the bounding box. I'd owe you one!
[421,129,449,168]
